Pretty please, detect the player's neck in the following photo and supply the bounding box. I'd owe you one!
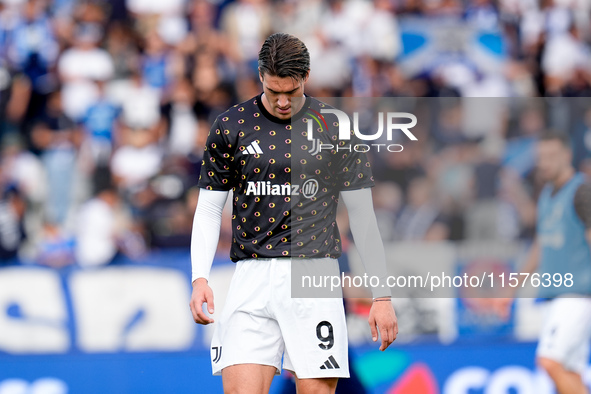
[261,93,306,119]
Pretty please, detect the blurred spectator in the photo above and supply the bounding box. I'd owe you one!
[0,61,10,136]
[270,0,323,41]
[74,186,117,267]
[35,220,76,268]
[31,89,81,225]
[502,104,543,176]
[373,145,426,195]
[220,0,272,73]
[57,23,114,120]
[80,80,120,167]
[75,185,145,267]
[6,0,58,89]
[142,182,194,249]
[540,0,573,37]
[182,0,228,84]
[141,30,172,90]
[0,185,26,263]
[542,24,591,95]
[465,0,499,31]
[161,78,199,156]
[361,0,402,61]
[394,177,450,241]
[110,129,163,194]
[431,102,469,149]
[108,68,161,132]
[105,23,139,80]
[372,181,403,242]
[430,143,475,216]
[126,0,184,16]
[0,133,46,207]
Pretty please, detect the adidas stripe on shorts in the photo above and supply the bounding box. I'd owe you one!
[210,257,350,379]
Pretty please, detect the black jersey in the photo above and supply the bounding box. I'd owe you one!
[198,94,374,262]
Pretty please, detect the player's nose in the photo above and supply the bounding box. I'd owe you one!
[277,95,289,108]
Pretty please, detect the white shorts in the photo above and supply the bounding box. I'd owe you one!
[210,258,349,379]
[536,296,591,374]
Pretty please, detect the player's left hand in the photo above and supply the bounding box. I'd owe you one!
[368,298,398,351]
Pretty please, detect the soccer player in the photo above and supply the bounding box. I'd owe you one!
[189,33,397,394]
[494,132,591,394]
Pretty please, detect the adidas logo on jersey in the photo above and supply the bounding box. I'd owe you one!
[241,141,264,155]
[319,355,340,370]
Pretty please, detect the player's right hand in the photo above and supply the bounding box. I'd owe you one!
[190,278,215,325]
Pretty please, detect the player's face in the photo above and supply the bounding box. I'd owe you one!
[537,140,571,183]
[259,73,308,120]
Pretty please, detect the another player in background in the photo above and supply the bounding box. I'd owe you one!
[189,33,397,394]
[494,132,591,394]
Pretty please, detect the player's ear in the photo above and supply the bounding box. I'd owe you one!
[303,71,310,84]
[259,70,265,84]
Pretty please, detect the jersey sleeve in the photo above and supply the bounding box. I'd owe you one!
[197,117,237,191]
[333,132,375,191]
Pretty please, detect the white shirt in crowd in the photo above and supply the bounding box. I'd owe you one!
[58,47,114,120]
[75,198,117,267]
[111,144,163,190]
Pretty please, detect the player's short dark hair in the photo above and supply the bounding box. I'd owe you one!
[540,130,572,149]
[258,33,310,81]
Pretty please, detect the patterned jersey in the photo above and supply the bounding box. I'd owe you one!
[198,94,374,262]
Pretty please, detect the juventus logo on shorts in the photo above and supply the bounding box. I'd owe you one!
[212,346,222,363]
[319,355,340,370]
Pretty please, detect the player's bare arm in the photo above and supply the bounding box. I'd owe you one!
[491,239,540,320]
[511,239,541,290]
[341,188,398,351]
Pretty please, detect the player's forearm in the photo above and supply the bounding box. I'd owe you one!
[522,240,540,275]
[341,189,390,298]
[512,239,540,293]
[191,189,229,283]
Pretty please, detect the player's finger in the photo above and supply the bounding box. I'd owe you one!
[189,301,198,322]
[195,308,213,324]
[205,291,215,314]
[368,316,378,342]
[190,302,206,324]
[386,324,394,345]
[193,300,214,324]
[379,326,389,351]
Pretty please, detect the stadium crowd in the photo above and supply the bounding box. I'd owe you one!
[0,0,591,267]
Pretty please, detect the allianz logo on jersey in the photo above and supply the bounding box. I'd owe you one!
[305,109,417,155]
[245,179,319,199]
